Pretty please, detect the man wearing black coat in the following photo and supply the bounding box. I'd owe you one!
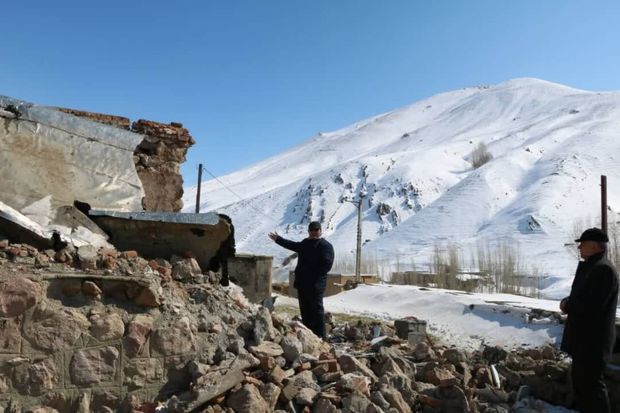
[560,227,619,413]
[269,221,334,338]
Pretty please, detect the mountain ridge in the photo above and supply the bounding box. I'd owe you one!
[183,78,620,295]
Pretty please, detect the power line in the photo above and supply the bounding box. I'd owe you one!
[199,164,279,224]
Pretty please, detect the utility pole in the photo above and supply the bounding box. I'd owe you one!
[601,175,608,234]
[345,193,366,284]
[195,164,203,214]
[355,196,363,283]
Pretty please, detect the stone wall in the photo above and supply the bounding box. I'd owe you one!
[57,108,195,212]
[0,241,250,412]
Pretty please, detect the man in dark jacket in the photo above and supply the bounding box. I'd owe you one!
[269,221,334,338]
[560,227,619,413]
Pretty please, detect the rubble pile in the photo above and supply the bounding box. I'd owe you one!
[0,237,595,413]
[0,236,250,413]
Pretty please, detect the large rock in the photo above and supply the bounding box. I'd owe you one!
[91,391,121,413]
[152,316,196,356]
[0,277,41,317]
[313,397,339,413]
[249,341,284,358]
[280,334,303,363]
[77,245,98,270]
[89,312,125,342]
[187,368,245,411]
[443,348,467,365]
[13,358,58,396]
[370,390,392,411]
[339,354,379,383]
[280,370,320,402]
[124,315,154,357]
[374,355,407,378]
[70,346,119,386]
[253,307,276,345]
[23,304,90,351]
[259,383,281,411]
[425,385,470,412]
[426,367,459,387]
[297,328,327,356]
[295,387,319,405]
[341,391,377,413]
[81,280,102,300]
[226,383,270,413]
[338,373,371,395]
[171,256,202,281]
[133,284,161,307]
[381,386,413,413]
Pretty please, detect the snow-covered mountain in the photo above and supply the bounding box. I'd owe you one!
[183,78,620,294]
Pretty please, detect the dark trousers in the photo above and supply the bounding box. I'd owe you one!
[297,284,325,338]
[571,356,610,413]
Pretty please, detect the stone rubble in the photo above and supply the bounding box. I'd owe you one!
[1,236,618,412]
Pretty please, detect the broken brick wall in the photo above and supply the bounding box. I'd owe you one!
[132,120,195,212]
[58,108,195,212]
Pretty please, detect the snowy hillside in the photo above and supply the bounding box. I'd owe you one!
[183,78,620,295]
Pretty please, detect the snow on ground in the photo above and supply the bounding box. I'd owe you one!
[277,283,567,351]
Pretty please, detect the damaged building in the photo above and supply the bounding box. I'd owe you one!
[2,97,620,412]
[0,95,234,275]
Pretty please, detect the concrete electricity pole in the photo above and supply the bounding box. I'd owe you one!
[345,193,366,284]
[355,196,363,283]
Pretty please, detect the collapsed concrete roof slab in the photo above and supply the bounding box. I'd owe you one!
[0,95,145,212]
[0,201,58,249]
[88,210,232,272]
[0,201,110,250]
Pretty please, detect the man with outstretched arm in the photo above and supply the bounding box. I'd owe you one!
[269,221,334,338]
[560,227,619,413]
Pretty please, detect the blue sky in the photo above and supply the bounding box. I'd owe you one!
[1,1,619,186]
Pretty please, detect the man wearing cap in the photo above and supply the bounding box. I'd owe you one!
[560,227,618,413]
[269,221,334,338]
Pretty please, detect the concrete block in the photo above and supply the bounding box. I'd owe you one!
[394,318,427,339]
